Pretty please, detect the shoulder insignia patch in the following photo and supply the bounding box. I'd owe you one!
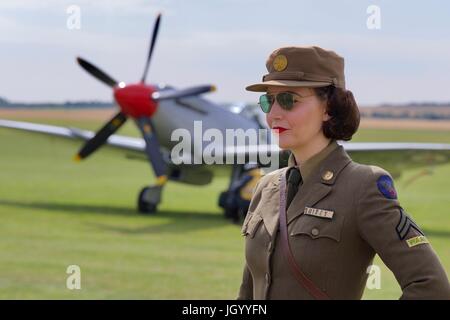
[377,175,397,199]
[396,208,424,240]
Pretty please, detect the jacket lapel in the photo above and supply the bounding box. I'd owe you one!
[258,169,285,239]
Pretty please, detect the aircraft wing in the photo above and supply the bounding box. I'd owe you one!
[223,141,450,176]
[0,119,145,152]
[1,119,450,177]
[340,141,450,177]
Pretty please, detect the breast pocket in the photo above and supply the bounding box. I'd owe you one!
[290,212,345,243]
[241,213,263,238]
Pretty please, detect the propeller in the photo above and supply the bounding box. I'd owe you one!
[141,12,161,84]
[74,13,216,186]
[74,111,127,161]
[152,85,216,101]
[135,117,167,184]
[76,57,118,88]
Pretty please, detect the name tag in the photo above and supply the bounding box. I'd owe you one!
[304,207,334,219]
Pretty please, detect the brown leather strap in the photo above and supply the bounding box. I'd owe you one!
[279,172,330,300]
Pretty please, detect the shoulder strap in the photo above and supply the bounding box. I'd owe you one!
[279,172,330,300]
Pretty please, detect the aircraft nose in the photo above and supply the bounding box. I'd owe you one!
[114,84,158,118]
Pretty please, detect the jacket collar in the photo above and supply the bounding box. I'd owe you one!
[287,140,339,184]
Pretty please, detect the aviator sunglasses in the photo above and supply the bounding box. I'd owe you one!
[258,91,314,113]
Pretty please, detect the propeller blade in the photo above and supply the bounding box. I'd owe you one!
[74,112,127,161]
[77,57,118,88]
[141,13,162,83]
[151,85,216,101]
[135,117,167,184]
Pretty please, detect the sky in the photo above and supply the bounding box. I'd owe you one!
[0,0,449,106]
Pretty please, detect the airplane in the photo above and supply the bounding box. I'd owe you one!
[1,14,450,222]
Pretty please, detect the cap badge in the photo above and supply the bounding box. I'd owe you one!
[273,54,288,71]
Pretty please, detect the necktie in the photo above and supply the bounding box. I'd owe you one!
[286,167,302,210]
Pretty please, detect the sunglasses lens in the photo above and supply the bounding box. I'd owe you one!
[259,94,273,113]
[277,92,295,110]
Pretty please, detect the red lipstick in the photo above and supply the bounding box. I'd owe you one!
[272,126,288,133]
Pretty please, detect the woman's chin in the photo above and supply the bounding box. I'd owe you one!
[277,140,295,150]
[275,133,306,150]
[277,138,307,151]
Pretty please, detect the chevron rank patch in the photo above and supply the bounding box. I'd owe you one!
[377,175,397,199]
[396,207,425,240]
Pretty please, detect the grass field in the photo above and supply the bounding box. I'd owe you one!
[0,110,449,299]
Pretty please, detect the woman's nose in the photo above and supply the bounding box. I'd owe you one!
[268,100,285,119]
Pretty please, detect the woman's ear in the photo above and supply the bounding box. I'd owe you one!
[322,100,331,121]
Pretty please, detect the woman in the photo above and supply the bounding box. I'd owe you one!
[238,46,450,300]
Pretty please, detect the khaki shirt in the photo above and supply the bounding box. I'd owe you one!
[238,140,450,299]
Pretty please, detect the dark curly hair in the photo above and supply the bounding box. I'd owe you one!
[314,86,360,141]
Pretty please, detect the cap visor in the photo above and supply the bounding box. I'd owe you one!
[245,80,331,92]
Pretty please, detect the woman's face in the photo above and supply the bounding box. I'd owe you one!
[265,86,330,150]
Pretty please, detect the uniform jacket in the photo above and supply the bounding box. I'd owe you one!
[238,140,450,299]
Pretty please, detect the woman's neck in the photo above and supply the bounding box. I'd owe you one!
[291,135,331,165]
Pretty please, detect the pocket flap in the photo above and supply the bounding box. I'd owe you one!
[290,212,344,242]
[241,213,263,238]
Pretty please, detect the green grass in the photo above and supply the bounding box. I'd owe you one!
[353,128,450,143]
[0,116,449,299]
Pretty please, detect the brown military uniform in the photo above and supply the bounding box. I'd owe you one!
[238,140,450,299]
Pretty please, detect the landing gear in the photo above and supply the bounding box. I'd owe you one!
[219,165,262,223]
[219,191,251,223]
[219,191,237,221]
[138,185,162,214]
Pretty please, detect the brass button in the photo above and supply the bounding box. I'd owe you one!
[311,228,320,236]
[322,170,334,181]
